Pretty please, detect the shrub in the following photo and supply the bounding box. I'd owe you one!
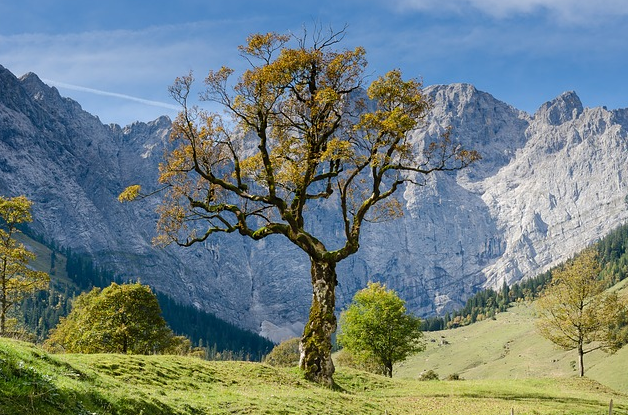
[418,369,440,381]
[44,282,178,354]
[264,337,300,367]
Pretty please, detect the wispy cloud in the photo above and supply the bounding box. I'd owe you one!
[392,0,628,24]
[0,22,240,124]
[43,79,180,111]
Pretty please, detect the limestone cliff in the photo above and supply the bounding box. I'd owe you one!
[1,65,627,342]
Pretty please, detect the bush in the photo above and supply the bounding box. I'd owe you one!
[418,369,439,381]
[264,337,300,367]
[446,373,463,381]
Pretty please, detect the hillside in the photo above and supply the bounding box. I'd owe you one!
[0,337,625,415]
[396,279,628,394]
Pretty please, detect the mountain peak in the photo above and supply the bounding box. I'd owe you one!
[19,72,62,102]
[0,64,12,76]
[19,71,45,84]
[535,91,583,125]
[426,83,480,107]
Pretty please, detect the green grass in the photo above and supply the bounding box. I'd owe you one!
[6,234,628,413]
[396,281,628,396]
[1,337,626,415]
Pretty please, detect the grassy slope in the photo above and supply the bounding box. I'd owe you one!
[396,280,628,395]
[1,337,626,415]
[15,233,70,283]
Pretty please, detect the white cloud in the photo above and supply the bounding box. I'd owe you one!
[393,0,628,23]
[42,79,180,111]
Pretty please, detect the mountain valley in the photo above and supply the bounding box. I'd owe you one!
[1,65,627,341]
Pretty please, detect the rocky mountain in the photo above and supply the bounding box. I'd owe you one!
[1,65,627,342]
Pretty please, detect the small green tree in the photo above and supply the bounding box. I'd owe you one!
[45,282,177,354]
[0,195,49,335]
[337,282,424,377]
[536,248,628,377]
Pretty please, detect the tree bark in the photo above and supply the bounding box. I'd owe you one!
[578,342,584,377]
[300,258,337,387]
[384,362,393,378]
[0,269,6,335]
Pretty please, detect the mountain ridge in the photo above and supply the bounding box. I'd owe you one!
[1,65,627,342]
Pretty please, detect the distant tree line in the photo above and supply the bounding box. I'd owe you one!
[598,222,628,284]
[15,228,273,360]
[17,219,628,358]
[422,222,628,332]
[156,292,273,361]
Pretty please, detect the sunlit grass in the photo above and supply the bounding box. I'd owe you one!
[1,337,625,415]
[397,299,628,397]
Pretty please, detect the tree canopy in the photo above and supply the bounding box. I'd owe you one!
[121,26,478,385]
[535,248,628,376]
[44,282,179,354]
[338,282,424,377]
[0,195,49,335]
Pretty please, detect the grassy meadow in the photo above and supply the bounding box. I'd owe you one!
[3,233,627,413]
[1,334,626,415]
[396,282,628,395]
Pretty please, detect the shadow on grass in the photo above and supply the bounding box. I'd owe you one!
[0,341,175,415]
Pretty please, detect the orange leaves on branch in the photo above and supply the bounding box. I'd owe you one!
[360,71,427,132]
[0,195,32,225]
[152,27,478,258]
[367,70,427,115]
[319,138,353,162]
[0,195,50,334]
[238,32,290,61]
[118,185,142,202]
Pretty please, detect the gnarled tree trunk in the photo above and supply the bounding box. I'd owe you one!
[300,258,337,387]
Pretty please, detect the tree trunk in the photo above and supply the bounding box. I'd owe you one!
[0,272,6,335]
[384,362,393,378]
[0,306,4,335]
[300,258,337,387]
[578,342,584,377]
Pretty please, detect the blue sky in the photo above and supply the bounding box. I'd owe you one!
[2,0,628,126]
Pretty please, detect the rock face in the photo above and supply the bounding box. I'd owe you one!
[1,65,627,342]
